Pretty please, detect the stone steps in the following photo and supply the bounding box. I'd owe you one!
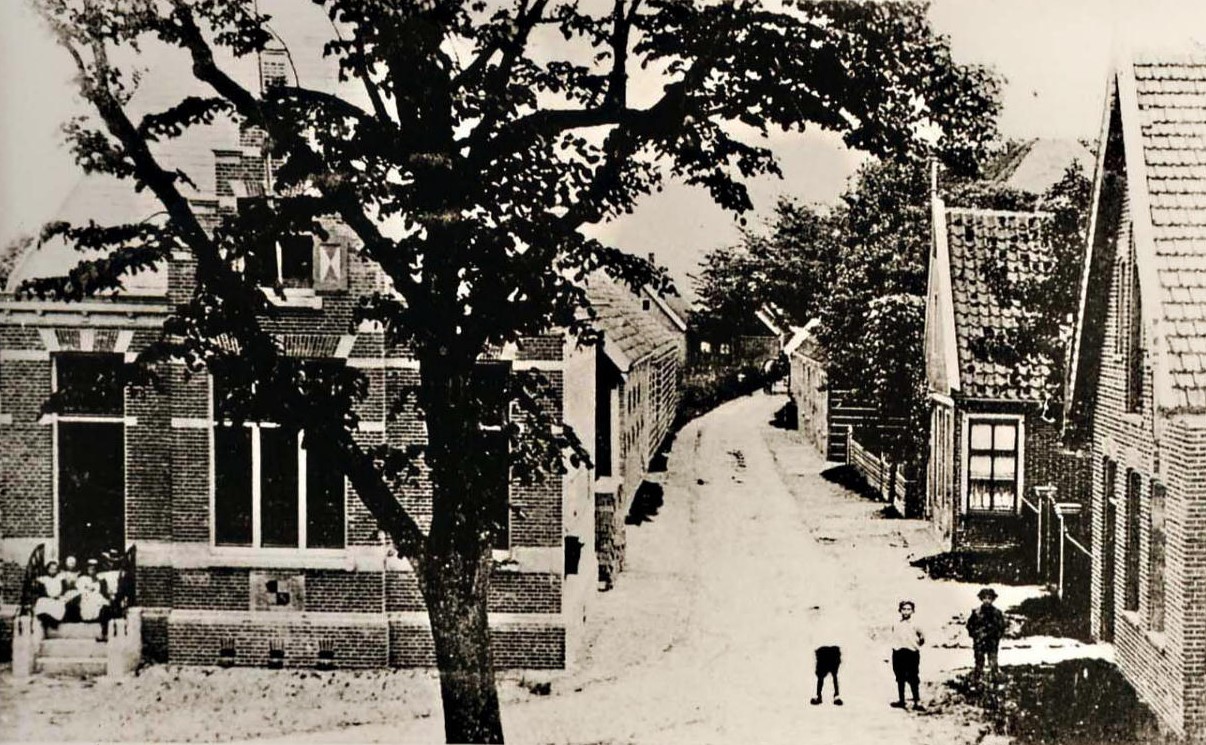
[45,623,105,640]
[35,656,108,676]
[36,623,109,676]
[39,638,107,658]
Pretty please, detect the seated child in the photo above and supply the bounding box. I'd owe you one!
[33,561,77,629]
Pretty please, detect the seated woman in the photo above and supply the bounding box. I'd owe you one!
[74,560,112,638]
[98,551,125,614]
[33,561,76,629]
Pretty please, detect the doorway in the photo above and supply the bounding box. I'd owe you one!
[58,420,125,562]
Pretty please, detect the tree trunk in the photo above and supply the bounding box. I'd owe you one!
[418,547,504,744]
[417,351,505,744]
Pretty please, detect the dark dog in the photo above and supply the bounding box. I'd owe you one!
[811,645,843,705]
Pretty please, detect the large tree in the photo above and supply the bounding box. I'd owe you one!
[27,0,998,741]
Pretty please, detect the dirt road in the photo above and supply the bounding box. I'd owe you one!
[299,393,1104,744]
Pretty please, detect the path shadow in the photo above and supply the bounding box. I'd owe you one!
[820,465,883,502]
[910,548,1033,585]
[940,659,1168,744]
[768,400,797,430]
[647,428,680,473]
[1005,593,1092,643]
[625,481,664,526]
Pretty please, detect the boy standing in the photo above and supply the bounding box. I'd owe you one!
[967,587,1006,688]
[811,645,843,706]
[889,600,925,710]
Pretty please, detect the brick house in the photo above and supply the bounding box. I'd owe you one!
[1064,53,1206,740]
[0,45,679,673]
[589,276,685,588]
[924,197,1090,555]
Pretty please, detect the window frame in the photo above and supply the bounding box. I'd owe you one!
[51,352,129,562]
[961,414,1024,515]
[208,375,346,553]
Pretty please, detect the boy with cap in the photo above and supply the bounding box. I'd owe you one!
[966,587,1006,687]
[889,600,925,710]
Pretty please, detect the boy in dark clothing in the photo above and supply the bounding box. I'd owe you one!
[966,587,1007,687]
[811,646,843,705]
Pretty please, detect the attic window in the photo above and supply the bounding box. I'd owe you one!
[642,298,651,311]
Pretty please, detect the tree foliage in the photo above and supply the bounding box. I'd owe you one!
[27,0,1001,741]
[692,197,840,336]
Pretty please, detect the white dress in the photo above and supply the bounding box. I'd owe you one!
[33,575,71,621]
[76,575,109,622]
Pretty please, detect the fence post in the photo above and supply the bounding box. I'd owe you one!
[1033,485,1056,583]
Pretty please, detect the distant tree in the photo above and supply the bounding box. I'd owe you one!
[28,0,999,741]
[855,293,926,476]
[692,198,840,336]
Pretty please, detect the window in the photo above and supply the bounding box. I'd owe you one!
[212,375,345,549]
[54,353,126,561]
[55,353,124,416]
[257,235,313,288]
[1124,470,1142,612]
[967,420,1019,512]
[1149,481,1167,631]
[1127,245,1144,413]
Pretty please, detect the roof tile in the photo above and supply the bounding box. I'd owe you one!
[944,208,1055,401]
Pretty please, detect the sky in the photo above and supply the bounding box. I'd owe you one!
[2,0,1205,299]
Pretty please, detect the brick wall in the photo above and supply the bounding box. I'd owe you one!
[388,621,565,669]
[1081,168,1193,737]
[0,360,53,539]
[127,379,172,542]
[169,615,391,669]
[789,352,829,456]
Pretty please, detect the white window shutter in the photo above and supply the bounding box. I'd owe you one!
[313,242,348,291]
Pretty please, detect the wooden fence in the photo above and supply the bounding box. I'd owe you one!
[847,432,917,514]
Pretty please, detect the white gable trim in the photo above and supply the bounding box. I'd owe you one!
[1065,74,1116,415]
[1116,58,1173,426]
[924,193,960,395]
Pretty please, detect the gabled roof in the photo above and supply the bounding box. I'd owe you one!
[985,139,1095,195]
[784,318,826,362]
[642,286,688,333]
[588,275,681,374]
[1134,55,1206,411]
[1068,52,1206,417]
[753,303,788,338]
[935,206,1056,401]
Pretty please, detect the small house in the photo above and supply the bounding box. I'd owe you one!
[924,199,1089,553]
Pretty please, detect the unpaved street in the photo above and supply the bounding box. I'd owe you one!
[291,393,1104,744]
